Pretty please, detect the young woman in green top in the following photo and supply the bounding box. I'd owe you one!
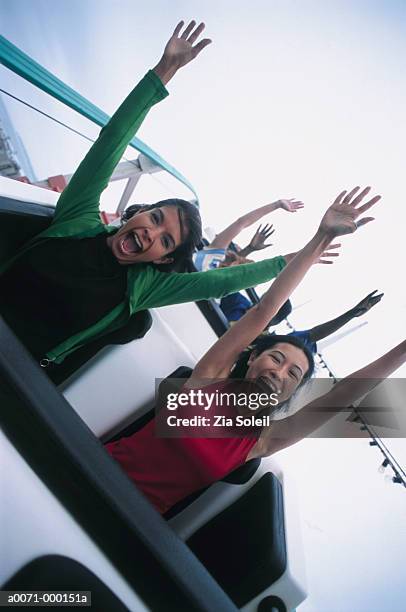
[0,21,332,375]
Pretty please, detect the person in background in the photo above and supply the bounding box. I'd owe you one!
[218,219,343,326]
[105,186,400,517]
[0,22,311,377]
[285,289,384,353]
[193,197,303,272]
[223,288,384,356]
[192,200,318,328]
[221,293,292,326]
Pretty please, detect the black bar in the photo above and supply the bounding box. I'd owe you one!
[0,317,237,612]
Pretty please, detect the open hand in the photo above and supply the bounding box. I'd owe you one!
[162,21,211,69]
[219,250,254,267]
[284,243,341,265]
[248,224,275,251]
[319,187,381,238]
[277,199,304,213]
[352,290,384,316]
[315,242,341,264]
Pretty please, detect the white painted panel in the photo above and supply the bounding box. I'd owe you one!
[0,176,58,206]
[62,310,199,438]
[0,431,146,611]
[155,302,218,362]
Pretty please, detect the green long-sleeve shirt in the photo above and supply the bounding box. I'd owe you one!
[0,70,286,365]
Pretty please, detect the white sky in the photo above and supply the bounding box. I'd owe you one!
[1,1,405,609]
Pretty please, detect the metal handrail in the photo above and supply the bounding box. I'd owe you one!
[0,34,199,203]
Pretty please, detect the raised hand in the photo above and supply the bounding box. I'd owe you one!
[219,250,254,267]
[277,198,304,213]
[248,224,275,251]
[154,21,212,84]
[352,289,384,316]
[283,243,341,265]
[316,242,341,264]
[319,186,381,238]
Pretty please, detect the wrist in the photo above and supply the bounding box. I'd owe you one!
[314,227,336,248]
[283,252,295,264]
[153,57,179,85]
[239,247,253,257]
[265,200,280,213]
[348,306,359,318]
[305,230,335,264]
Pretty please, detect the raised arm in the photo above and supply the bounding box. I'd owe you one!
[153,20,212,85]
[255,339,406,458]
[189,186,381,380]
[307,289,384,343]
[209,199,303,250]
[53,21,211,227]
[134,255,287,310]
[238,223,275,257]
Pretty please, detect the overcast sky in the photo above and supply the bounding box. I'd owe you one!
[1,1,405,610]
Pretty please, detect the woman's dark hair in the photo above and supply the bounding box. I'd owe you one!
[230,335,315,418]
[122,199,202,272]
[230,333,315,382]
[267,299,293,327]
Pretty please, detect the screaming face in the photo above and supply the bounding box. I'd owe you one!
[107,205,185,265]
[246,342,310,404]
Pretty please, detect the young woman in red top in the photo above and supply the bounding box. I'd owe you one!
[107,187,405,515]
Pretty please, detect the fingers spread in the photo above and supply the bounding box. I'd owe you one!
[193,38,212,55]
[355,216,375,228]
[180,20,196,39]
[173,21,184,37]
[333,190,347,205]
[342,186,360,205]
[351,186,371,207]
[356,195,381,214]
[188,22,205,44]
[262,223,274,236]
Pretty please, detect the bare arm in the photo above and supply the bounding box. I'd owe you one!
[307,308,358,343]
[209,199,303,250]
[308,290,384,342]
[189,231,332,381]
[238,223,275,257]
[283,245,341,266]
[253,340,406,458]
[188,186,381,383]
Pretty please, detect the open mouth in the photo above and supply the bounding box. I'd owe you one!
[256,376,281,396]
[120,231,143,255]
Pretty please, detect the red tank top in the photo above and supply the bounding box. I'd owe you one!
[105,380,259,514]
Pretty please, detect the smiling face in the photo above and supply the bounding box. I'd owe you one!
[107,205,185,265]
[245,342,310,404]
